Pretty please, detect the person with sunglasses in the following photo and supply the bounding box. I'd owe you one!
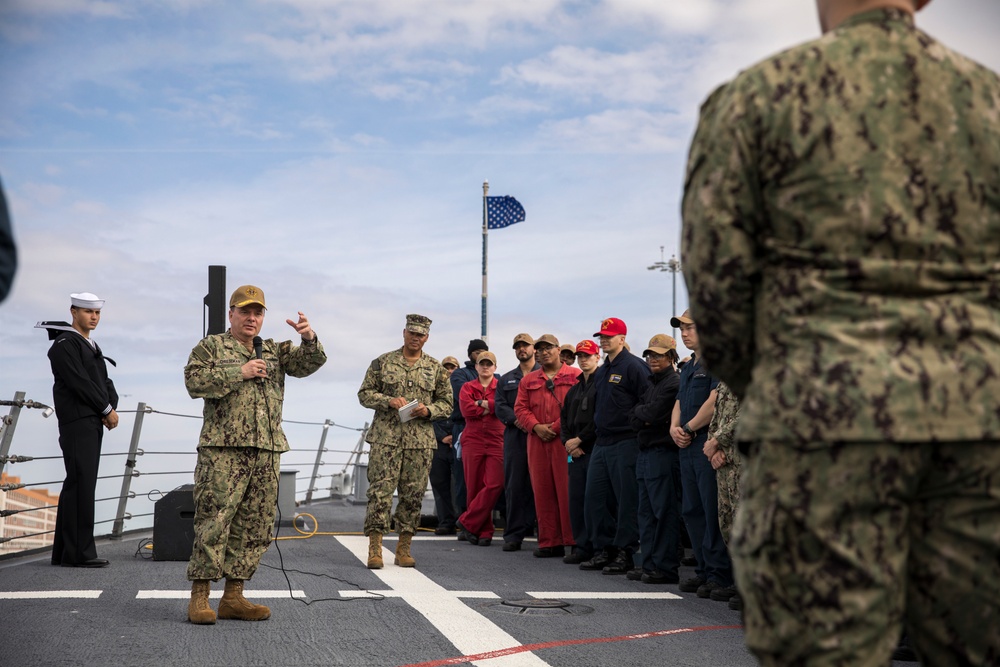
[514,334,582,558]
[455,351,505,546]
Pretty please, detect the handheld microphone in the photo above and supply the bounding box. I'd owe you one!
[253,336,264,382]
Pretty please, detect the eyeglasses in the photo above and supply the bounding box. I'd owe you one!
[535,345,555,353]
[644,353,668,361]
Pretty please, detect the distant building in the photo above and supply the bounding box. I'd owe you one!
[0,472,58,556]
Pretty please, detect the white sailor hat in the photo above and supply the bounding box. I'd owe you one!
[70,292,105,309]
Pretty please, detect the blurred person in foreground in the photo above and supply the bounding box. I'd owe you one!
[184,285,326,624]
[358,314,452,570]
[0,176,15,303]
[560,340,601,564]
[682,0,1000,663]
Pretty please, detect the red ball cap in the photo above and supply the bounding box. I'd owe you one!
[575,340,601,356]
[594,317,627,337]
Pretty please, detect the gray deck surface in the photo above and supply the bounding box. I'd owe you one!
[0,497,912,667]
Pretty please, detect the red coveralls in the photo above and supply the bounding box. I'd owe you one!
[514,363,582,549]
[457,377,505,540]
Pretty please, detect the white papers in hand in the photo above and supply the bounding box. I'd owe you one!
[398,399,420,423]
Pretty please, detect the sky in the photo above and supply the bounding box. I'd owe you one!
[2,0,998,528]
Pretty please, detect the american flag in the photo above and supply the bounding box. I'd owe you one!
[486,196,525,229]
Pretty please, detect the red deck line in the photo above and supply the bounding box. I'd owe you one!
[399,623,744,667]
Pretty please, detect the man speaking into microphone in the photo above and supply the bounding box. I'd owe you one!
[183,285,326,625]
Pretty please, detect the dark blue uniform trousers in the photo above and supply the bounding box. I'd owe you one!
[429,445,459,530]
[636,446,681,576]
[567,449,592,557]
[502,431,535,544]
[584,439,640,554]
[679,439,733,586]
[52,416,103,565]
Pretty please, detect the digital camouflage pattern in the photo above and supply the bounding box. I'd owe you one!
[358,348,453,450]
[363,444,434,535]
[186,446,280,581]
[184,331,326,581]
[682,9,1000,444]
[359,348,452,535]
[706,381,742,544]
[733,440,1000,666]
[682,7,1000,667]
[185,334,327,452]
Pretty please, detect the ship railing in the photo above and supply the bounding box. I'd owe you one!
[0,391,370,553]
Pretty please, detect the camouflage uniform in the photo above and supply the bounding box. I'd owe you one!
[358,348,453,535]
[185,332,326,581]
[705,381,741,545]
[682,8,1000,666]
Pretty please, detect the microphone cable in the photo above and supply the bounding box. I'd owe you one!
[260,336,384,606]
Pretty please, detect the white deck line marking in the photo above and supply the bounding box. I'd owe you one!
[339,590,501,599]
[136,590,305,599]
[526,591,682,600]
[339,535,549,667]
[0,590,102,599]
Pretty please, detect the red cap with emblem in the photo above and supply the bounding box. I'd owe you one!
[593,317,627,337]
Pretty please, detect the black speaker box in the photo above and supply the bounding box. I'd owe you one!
[153,484,195,561]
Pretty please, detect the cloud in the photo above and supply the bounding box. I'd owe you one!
[155,90,290,141]
[60,102,110,118]
[596,0,723,33]
[537,108,687,154]
[465,95,550,126]
[1,0,130,19]
[499,45,696,107]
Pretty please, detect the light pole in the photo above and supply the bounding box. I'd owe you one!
[647,246,682,340]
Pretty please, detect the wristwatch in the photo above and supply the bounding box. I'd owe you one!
[682,423,696,436]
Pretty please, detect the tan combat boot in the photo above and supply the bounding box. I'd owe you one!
[188,579,216,625]
[395,532,416,567]
[367,533,384,569]
[217,579,271,621]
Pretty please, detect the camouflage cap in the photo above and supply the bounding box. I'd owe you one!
[643,333,677,356]
[230,285,266,309]
[669,309,694,329]
[442,355,460,369]
[534,333,559,348]
[512,333,534,348]
[405,313,432,335]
